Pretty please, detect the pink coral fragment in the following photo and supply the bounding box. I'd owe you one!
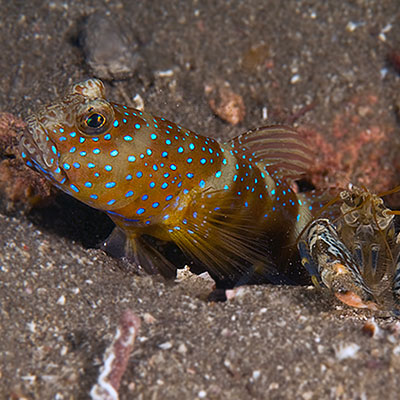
[90,310,141,400]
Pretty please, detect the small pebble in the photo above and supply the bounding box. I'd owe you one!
[252,370,261,380]
[177,343,188,354]
[362,319,381,338]
[205,83,245,125]
[132,94,145,111]
[269,382,279,390]
[155,69,174,77]
[290,74,301,84]
[158,341,173,350]
[302,391,313,400]
[393,345,400,356]
[143,313,156,324]
[56,295,66,305]
[225,286,246,300]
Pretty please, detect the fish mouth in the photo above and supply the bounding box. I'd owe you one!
[19,116,67,184]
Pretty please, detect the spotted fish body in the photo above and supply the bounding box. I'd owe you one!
[20,78,314,285]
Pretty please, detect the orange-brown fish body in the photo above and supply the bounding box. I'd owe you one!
[20,79,313,285]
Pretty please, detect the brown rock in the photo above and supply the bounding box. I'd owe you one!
[205,83,245,125]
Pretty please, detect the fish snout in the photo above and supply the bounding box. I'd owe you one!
[20,116,67,184]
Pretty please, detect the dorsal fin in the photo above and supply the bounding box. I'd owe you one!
[228,125,314,180]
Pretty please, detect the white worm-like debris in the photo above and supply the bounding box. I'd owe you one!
[334,342,360,361]
[90,310,141,400]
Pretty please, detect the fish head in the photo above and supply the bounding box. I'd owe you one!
[20,78,147,211]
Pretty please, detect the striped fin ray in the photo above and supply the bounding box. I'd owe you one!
[167,212,278,284]
[229,125,314,179]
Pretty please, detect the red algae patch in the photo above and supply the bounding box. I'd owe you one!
[300,92,397,195]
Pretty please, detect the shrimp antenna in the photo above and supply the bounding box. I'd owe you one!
[377,184,400,198]
[377,185,400,215]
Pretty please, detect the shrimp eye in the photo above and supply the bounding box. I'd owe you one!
[86,113,105,129]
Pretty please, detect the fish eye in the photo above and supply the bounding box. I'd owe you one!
[77,100,114,135]
[85,113,105,129]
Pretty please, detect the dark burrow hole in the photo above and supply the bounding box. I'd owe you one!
[27,192,309,302]
[27,193,202,274]
[28,193,114,249]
